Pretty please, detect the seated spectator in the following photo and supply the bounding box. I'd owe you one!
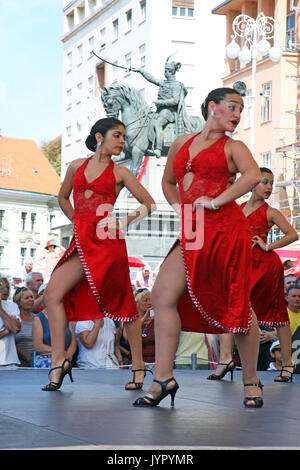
[13,287,35,367]
[32,283,77,367]
[267,340,282,371]
[10,274,24,299]
[25,272,44,313]
[286,285,300,335]
[21,259,34,282]
[284,274,297,296]
[257,326,278,371]
[114,322,131,366]
[0,277,21,367]
[135,288,155,364]
[75,317,118,368]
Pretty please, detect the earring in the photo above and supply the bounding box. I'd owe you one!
[210,110,216,118]
[96,141,102,149]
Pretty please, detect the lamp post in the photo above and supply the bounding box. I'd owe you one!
[226,12,282,154]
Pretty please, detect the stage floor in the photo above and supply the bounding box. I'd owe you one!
[0,368,299,450]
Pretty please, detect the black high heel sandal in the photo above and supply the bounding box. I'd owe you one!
[132,377,179,407]
[274,364,296,383]
[125,368,153,390]
[207,359,236,381]
[42,358,74,391]
[243,380,264,408]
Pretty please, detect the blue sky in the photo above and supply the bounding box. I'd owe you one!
[0,0,63,145]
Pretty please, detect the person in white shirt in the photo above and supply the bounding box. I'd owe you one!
[0,277,21,366]
[75,317,118,368]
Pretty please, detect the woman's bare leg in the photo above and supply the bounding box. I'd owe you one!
[213,333,235,376]
[234,311,262,403]
[143,244,187,399]
[275,325,294,379]
[43,252,85,384]
[123,317,145,387]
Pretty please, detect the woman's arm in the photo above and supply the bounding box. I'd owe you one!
[78,319,104,349]
[162,135,190,215]
[32,316,52,355]
[252,207,298,252]
[58,159,84,221]
[0,300,21,334]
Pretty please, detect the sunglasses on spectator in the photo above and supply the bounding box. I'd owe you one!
[15,286,28,295]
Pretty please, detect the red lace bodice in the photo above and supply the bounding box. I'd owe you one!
[72,157,117,222]
[173,134,235,204]
[241,202,270,242]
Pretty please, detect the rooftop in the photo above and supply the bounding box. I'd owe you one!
[0,136,61,196]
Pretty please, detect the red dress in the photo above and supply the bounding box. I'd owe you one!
[171,133,253,334]
[241,201,289,327]
[54,157,139,323]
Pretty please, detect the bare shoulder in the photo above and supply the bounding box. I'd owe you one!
[169,133,195,154]
[67,157,87,175]
[227,137,250,153]
[113,163,134,182]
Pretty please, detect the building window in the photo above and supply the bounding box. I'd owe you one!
[261,151,271,168]
[21,212,27,231]
[139,44,146,67]
[113,19,119,41]
[31,213,36,232]
[20,247,26,264]
[0,210,4,229]
[66,89,72,109]
[140,0,146,21]
[88,36,94,51]
[77,44,83,65]
[96,62,105,89]
[30,248,36,259]
[286,12,295,50]
[77,4,85,23]
[126,9,132,31]
[88,76,94,97]
[172,6,194,17]
[261,82,272,123]
[76,122,83,140]
[66,10,75,31]
[100,28,106,48]
[77,82,83,103]
[125,53,132,71]
[88,0,97,13]
[66,51,72,71]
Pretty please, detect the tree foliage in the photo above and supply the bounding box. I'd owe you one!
[40,136,61,176]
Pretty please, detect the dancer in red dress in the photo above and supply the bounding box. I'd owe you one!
[42,118,156,391]
[208,168,298,383]
[242,167,297,382]
[133,88,264,409]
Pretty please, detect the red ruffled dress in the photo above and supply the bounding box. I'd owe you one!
[54,157,139,323]
[240,201,289,327]
[171,133,253,334]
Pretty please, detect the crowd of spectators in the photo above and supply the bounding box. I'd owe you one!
[0,264,159,369]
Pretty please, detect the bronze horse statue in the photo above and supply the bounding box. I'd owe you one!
[101,84,204,176]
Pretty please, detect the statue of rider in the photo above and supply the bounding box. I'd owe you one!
[133,56,193,157]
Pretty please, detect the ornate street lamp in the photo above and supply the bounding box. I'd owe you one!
[226,13,282,153]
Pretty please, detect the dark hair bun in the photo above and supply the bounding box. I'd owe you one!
[85,134,97,152]
[85,117,125,152]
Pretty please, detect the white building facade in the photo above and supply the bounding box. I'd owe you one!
[0,190,61,278]
[61,0,226,267]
